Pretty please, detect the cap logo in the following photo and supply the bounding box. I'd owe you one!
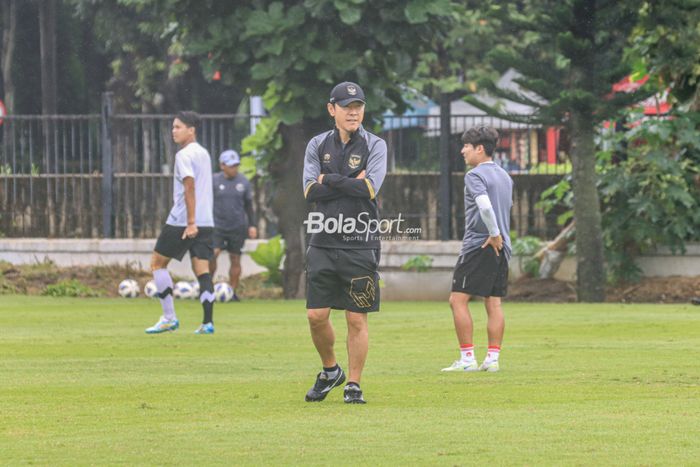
[347,85,357,96]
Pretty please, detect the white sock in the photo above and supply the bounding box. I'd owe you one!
[460,344,476,362]
[485,346,500,362]
[153,268,176,321]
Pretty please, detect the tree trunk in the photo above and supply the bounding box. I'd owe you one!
[570,113,605,301]
[270,122,312,299]
[1,0,17,113]
[38,0,57,114]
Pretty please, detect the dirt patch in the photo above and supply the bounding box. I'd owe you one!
[1,260,698,303]
[509,275,700,303]
[0,260,282,299]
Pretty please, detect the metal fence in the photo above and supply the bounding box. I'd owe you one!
[382,114,568,174]
[0,96,567,239]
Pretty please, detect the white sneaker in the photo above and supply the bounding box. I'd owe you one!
[479,359,500,372]
[441,360,478,372]
[145,316,179,334]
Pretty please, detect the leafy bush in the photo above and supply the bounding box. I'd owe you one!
[539,111,700,282]
[249,235,285,286]
[401,255,433,272]
[511,235,544,277]
[43,280,99,298]
[598,112,700,282]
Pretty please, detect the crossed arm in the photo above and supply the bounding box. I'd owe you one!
[302,137,387,202]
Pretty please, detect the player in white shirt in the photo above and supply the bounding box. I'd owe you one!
[145,111,217,335]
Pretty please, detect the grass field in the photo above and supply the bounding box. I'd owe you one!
[1,296,699,465]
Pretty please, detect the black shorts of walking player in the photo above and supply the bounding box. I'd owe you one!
[154,224,214,261]
[306,246,381,312]
[213,228,246,254]
[452,247,509,297]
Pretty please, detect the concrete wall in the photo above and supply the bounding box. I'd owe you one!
[2,239,699,300]
[0,238,267,282]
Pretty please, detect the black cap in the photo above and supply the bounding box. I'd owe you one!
[329,82,366,107]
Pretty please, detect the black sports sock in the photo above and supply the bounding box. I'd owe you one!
[323,364,339,373]
[198,273,214,324]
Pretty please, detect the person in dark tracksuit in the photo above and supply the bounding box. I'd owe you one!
[302,82,387,404]
[209,149,257,301]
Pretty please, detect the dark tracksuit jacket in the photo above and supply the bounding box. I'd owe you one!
[302,125,388,250]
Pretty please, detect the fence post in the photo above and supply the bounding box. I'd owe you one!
[101,92,114,238]
[439,93,452,240]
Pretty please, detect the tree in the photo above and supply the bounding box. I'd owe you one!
[470,0,644,301]
[629,0,700,110]
[38,0,57,114]
[181,0,458,297]
[0,0,17,114]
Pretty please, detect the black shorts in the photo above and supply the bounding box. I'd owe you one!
[452,247,509,297]
[306,246,381,313]
[154,224,214,261]
[213,228,246,254]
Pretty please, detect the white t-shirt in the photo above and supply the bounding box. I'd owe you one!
[166,142,214,227]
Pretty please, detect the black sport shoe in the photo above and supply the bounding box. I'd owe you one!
[305,367,346,402]
[343,383,366,404]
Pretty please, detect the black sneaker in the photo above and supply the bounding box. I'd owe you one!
[304,367,346,402]
[691,297,700,305]
[343,383,366,404]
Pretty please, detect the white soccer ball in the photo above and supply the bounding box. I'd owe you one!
[118,279,139,298]
[190,281,200,299]
[143,280,158,298]
[214,282,234,302]
[173,281,194,299]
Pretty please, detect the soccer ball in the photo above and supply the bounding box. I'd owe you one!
[118,279,139,298]
[173,281,195,299]
[214,282,234,302]
[190,281,200,299]
[143,280,158,298]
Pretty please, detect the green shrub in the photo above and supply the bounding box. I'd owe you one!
[249,235,284,286]
[512,235,544,277]
[401,255,433,272]
[538,111,700,283]
[43,280,99,298]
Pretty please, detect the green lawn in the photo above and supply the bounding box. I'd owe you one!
[1,296,699,465]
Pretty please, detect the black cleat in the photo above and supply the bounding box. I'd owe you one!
[343,383,366,404]
[691,297,700,305]
[305,367,346,402]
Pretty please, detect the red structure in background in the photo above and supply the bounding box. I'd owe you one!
[546,127,558,164]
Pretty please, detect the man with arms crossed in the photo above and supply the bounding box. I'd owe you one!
[146,111,217,335]
[442,126,513,372]
[209,149,257,301]
[302,81,387,403]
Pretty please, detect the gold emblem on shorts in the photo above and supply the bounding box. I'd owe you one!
[349,276,376,308]
[348,154,361,170]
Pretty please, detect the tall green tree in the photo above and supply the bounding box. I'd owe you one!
[180,0,457,297]
[629,0,700,110]
[471,0,644,301]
